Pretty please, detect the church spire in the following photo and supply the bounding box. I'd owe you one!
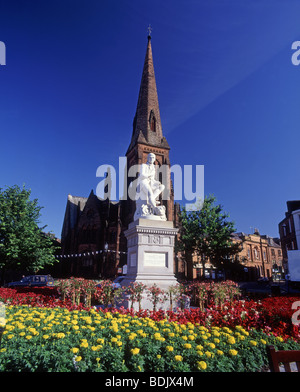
[127,34,169,154]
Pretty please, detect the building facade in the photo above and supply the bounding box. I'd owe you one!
[191,230,283,281]
[230,230,283,281]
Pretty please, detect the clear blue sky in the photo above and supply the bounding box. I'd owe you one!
[0,0,300,239]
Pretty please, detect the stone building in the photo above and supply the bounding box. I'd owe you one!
[278,200,300,275]
[191,229,283,281]
[230,230,284,281]
[60,35,179,279]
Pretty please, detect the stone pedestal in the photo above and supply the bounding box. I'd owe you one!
[121,219,179,310]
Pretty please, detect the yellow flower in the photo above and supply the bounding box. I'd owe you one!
[229,349,238,356]
[7,334,14,339]
[25,335,32,340]
[157,355,161,359]
[130,348,140,355]
[197,361,207,370]
[97,338,104,344]
[227,336,236,345]
[188,335,195,341]
[183,343,192,349]
[250,340,257,346]
[261,339,267,345]
[217,350,224,356]
[71,347,79,354]
[19,332,26,337]
[205,351,213,358]
[80,341,88,348]
[276,336,284,342]
[174,355,183,362]
[43,335,50,340]
[75,356,82,362]
[111,337,118,343]
[166,346,174,352]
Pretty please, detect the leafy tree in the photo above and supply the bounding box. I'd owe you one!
[0,185,57,281]
[178,195,241,280]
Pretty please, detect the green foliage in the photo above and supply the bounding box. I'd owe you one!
[0,185,57,274]
[178,195,241,276]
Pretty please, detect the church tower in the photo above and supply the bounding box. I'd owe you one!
[125,34,174,223]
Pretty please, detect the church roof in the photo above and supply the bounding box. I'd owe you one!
[127,36,170,154]
[61,194,88,241]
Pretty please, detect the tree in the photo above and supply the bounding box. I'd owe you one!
[178,195,241,280]
[0,185,57,281]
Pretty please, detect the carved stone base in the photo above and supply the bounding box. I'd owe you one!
[121,219,178,310]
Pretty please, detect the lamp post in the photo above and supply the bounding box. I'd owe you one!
[104,242,108,277]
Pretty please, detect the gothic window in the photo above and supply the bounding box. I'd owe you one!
[149,110,156,132]
[282,225,287,236]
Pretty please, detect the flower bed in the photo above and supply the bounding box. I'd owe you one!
[1,305,300,372]
[0,286,299,340]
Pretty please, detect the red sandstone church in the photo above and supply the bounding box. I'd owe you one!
[60,35,181,279]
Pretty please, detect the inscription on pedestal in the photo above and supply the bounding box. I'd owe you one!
[144,252,167,267]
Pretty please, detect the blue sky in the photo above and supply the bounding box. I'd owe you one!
[0,0,300,239]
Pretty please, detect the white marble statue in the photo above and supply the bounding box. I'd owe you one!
[134,153,167,221]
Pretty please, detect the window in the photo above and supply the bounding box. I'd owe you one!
[149,111,156,132]
[282,225,287,236]
[271,249,275,256]
[289,218,292,233]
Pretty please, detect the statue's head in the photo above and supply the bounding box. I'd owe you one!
[147,153,156,164]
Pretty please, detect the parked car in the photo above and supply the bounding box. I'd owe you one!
[257,277,269,284]
[112,276,125,289]
[7,275,54,288]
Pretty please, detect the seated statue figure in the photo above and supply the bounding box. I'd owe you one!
[134,153,166,221]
